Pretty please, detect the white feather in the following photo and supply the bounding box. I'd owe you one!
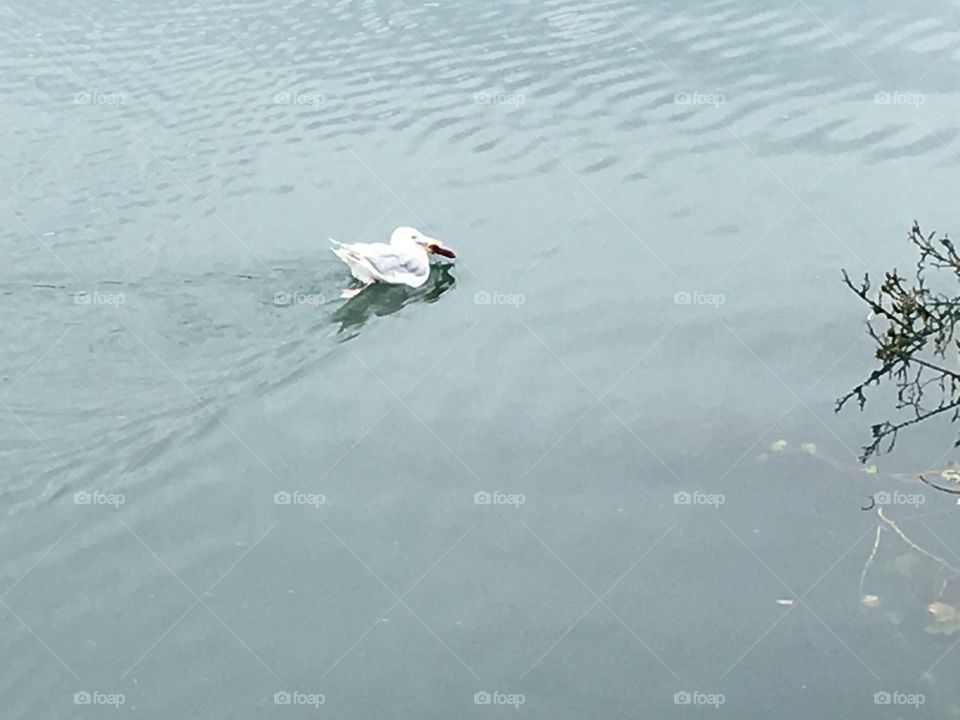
[330,233,431,288]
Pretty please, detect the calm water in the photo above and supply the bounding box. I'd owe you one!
[4,0,960,717]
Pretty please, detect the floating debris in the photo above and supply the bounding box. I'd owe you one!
[861,594,880,607]
[929,601,954,616]
[941,469,960,484]
[925,601,960,636]
[800,442,817,454]
[771,440,788,452]
[862,465,879,474]
[775,598,795,606]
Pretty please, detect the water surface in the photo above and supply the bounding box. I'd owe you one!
[3,0,960,717]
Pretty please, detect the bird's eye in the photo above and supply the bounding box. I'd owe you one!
[411,234,417,239]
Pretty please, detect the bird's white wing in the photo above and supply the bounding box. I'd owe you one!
[331,240,429,287]
[363,248,429,286]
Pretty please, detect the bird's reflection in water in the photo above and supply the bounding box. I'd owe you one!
[331,263,456,341]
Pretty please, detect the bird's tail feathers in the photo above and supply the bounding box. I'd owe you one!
[330,238,349,261]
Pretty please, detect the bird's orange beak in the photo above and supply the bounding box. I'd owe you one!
[423,237,456,258]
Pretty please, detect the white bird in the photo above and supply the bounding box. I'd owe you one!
[331,226,456,299]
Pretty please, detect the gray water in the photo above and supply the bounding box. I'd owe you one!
[4,0,960,717]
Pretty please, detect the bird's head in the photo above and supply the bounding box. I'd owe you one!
[390,226,456,258]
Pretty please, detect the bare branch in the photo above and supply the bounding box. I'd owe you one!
[838,222,960,460]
